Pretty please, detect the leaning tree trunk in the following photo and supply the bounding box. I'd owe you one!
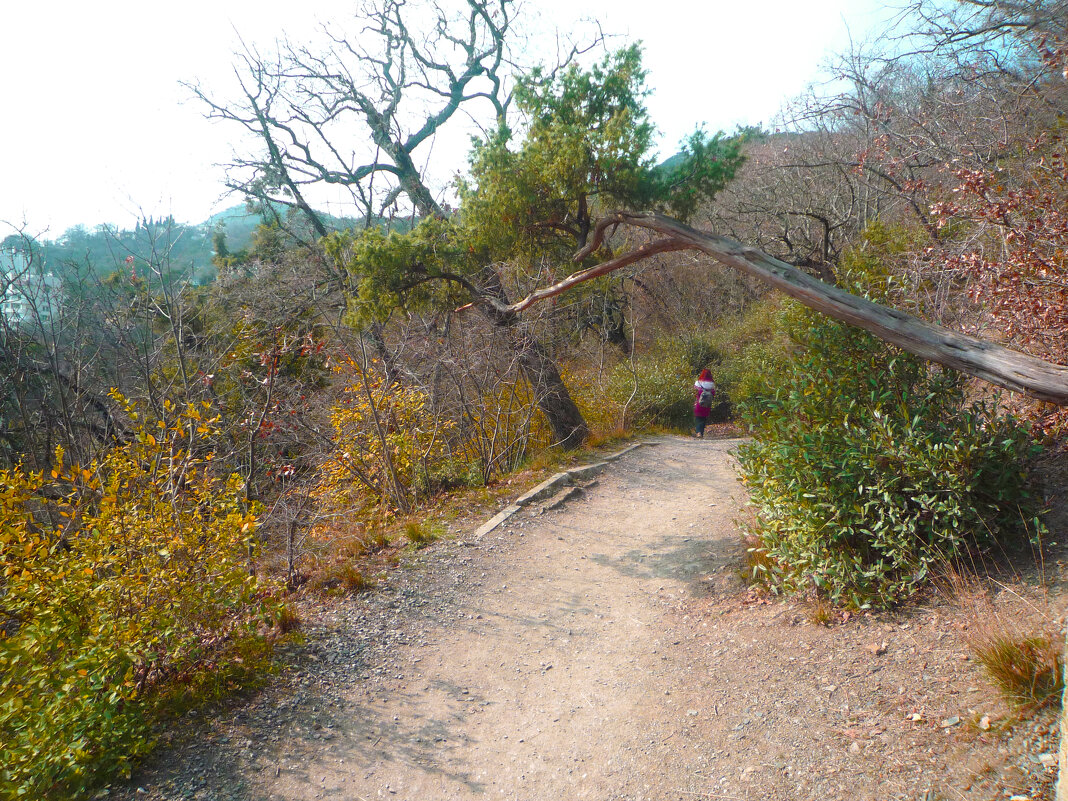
[506,211,1068,406]
[474,268,589,450]
[512,330,589,450]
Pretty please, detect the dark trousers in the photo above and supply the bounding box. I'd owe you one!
[695,415,708,436]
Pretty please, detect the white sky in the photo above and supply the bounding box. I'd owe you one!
[0,0,893,238]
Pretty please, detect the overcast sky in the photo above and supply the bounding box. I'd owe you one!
[0,0,893,238]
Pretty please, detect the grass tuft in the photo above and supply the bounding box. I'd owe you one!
[949,570,1065,711]
[971,634,1064,709]
[363,528,391,553]
[404,521,442,548]
[808,596,835,626]
[275,603,302,634]
[339,563,374,592]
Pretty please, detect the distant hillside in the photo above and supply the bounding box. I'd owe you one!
[28,203,363,287]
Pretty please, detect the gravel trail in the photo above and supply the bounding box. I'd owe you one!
[115,436,1060,801]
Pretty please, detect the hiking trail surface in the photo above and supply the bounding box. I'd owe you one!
[116,435,1062,801]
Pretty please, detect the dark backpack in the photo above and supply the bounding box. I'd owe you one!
[698,386,714,408]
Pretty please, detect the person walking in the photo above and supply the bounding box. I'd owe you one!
[693,369,716,439]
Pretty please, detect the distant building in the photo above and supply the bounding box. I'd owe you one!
[1,248,60,327]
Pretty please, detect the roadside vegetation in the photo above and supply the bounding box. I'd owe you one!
[3,0,1068,797]
[735,253,1044,609]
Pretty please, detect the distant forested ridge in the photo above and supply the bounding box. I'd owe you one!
[3,204,361,285]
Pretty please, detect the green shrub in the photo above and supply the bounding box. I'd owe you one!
[702,298,793,408]
[707,221,924,411]
[604,303,793,428]
[606,350,693,428]
[737,297,1043,609]
[714,337,789,408]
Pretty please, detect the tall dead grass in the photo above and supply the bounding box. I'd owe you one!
[950,570,1064,711]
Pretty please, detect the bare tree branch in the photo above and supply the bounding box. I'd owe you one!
[188,0,538,224]
[505,211,1068,405]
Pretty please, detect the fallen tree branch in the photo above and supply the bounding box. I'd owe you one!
[505,210,1068,405]
[507,238,691,314]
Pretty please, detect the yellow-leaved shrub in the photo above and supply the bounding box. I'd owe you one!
[315,357,451,515]
[0,395,273,799]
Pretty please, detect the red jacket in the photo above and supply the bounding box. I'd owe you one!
[694,380,715,418]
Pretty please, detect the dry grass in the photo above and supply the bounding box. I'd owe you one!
[339,563,374,592]
[306,560,376,594]
[807,596,836,626]
[524,446,571,474]
[584,426,633,451]
[971,634,1063,708]
[404,520,441,548]
[274,603,302,634]
[950,572,1065,711]
[360,528,391,553]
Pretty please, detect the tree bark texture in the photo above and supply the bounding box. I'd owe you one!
[507,211,1068,406]
[513,332,590,451]
[473,269,589,450]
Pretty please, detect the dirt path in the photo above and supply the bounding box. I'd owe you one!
[118,436,1061,801]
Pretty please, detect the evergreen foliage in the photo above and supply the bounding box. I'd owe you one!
[329,45,744,325]
[736,265,1044,609]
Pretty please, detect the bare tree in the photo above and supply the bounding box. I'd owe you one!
[193,0,599,448]
[189,0,554,226]
[708,0,1067,293]
[706,130,862,283]
[0,232,129,469]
